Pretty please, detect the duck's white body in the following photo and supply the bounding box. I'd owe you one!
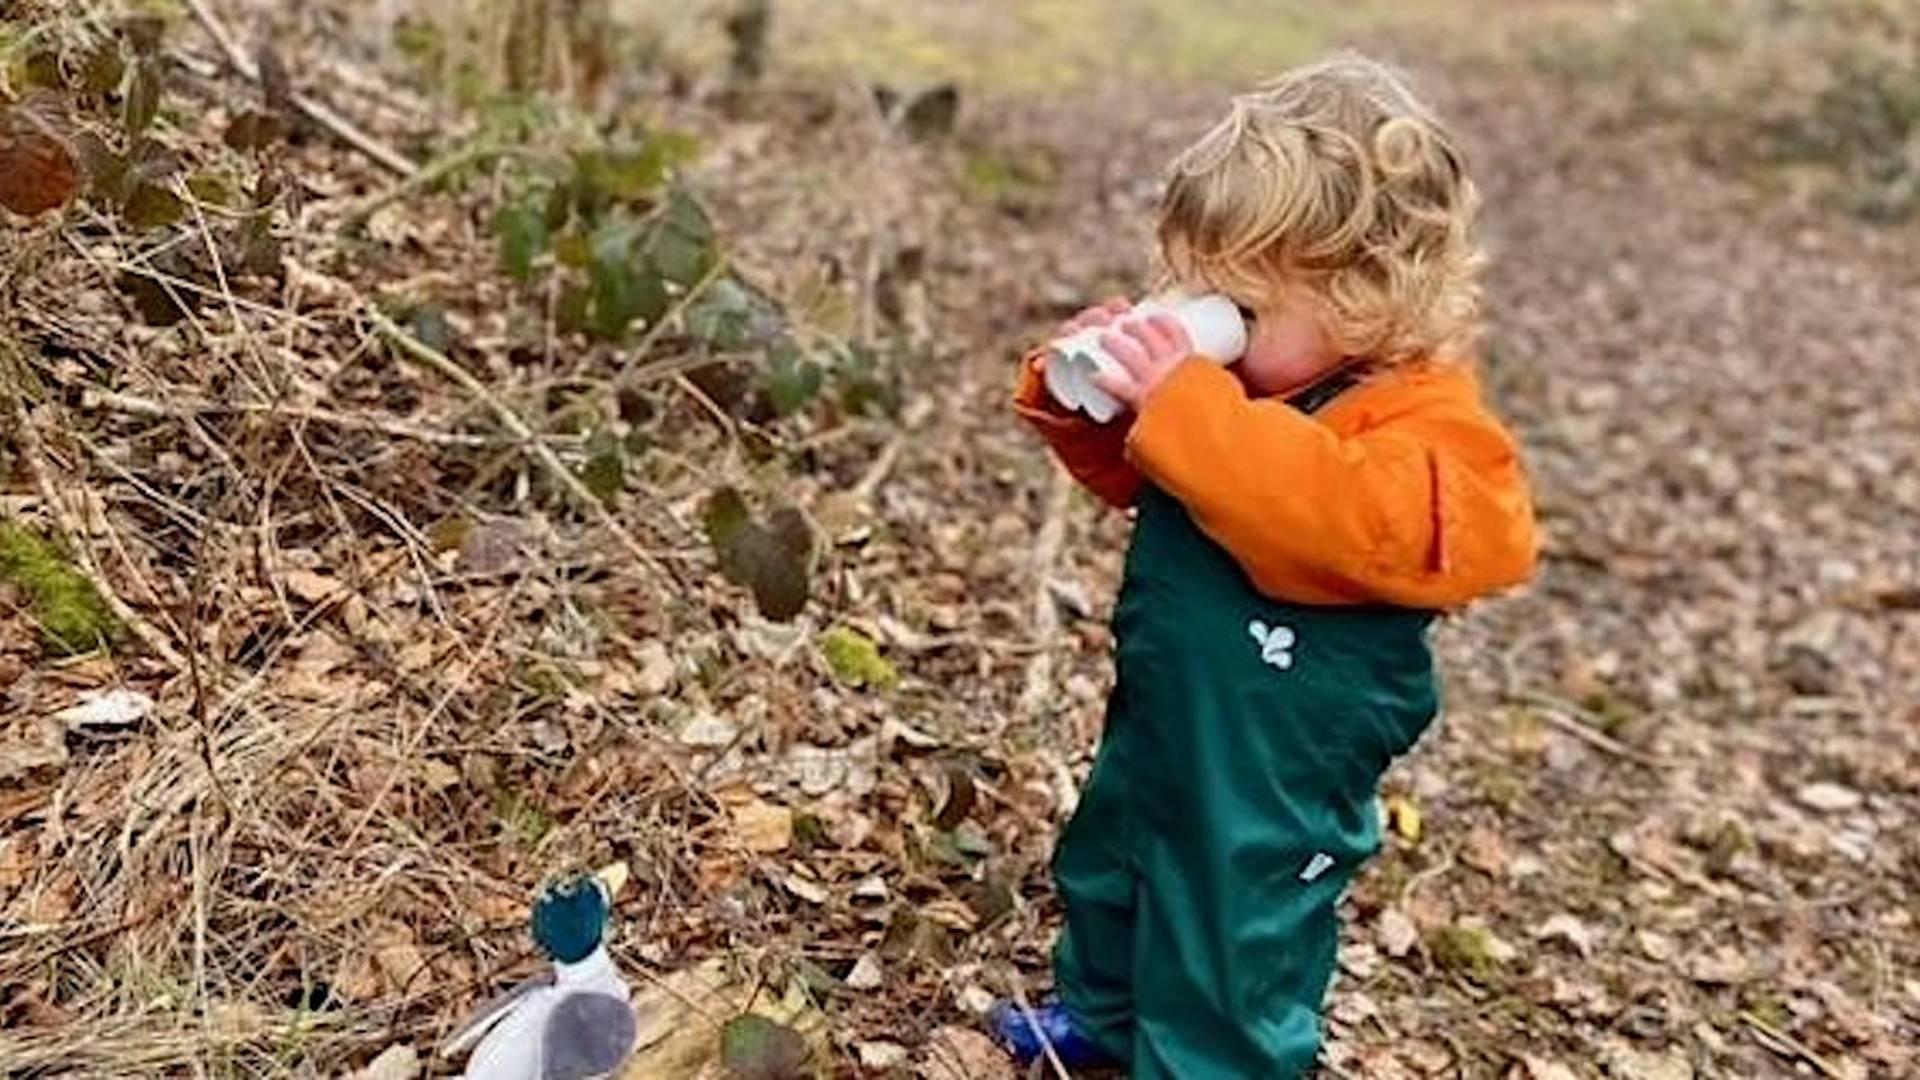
[450,946,634,1080]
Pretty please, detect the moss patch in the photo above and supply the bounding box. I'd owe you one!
[0,519,119,656]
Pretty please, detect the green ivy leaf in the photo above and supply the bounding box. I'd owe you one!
[124,59,161,136]
[579,430,626,503]
[719,1014,810,1080]
[702,489,814,622]
[648,187,715,285]
[492,199,548,282]
[116,270,191,326]
[761,340,822,417]
[81,47,126,96]
[185,171,236,208]
[122,181,183,229]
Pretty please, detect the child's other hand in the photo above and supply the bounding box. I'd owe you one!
[1093,314,1195,409]
[1057,296,1133,338]
[1059,294,1128,336]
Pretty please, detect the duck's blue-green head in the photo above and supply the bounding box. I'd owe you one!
[532,873,610,964]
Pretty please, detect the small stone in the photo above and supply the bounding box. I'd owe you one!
[852,875,890,902]
[857,1040,909,1069]
[1796,781,1863,813]
[1376,908,1419,958]
[956,983,996,1015]
[1533,913,1598,958]
[632,640,675,697]
[844,952,884,990]
[678,711,739,748]
[783,874,830,905]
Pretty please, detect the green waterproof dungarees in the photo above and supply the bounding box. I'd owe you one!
[1052,373,1439,1077]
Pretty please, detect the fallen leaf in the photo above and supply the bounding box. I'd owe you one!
[782,874,829,905]
[918,1026,1015,1080]
[1600,1041,1694,1080]
[1796,781,1863,813]
[1462,826,1511,877]
[1383,794,1423,843]
[1377,907,1419,958]
[844,952,883,991]
[730,799,792,853]
[857,1040,909,1069]
[52,689,153,730]
[1519,1056,1579,1080]
[349,1044,421,1080]
[282,568,345,605]
[679,712,740,748]
[0,718,69,782]
[0,114,81,216]
[719,1013,810,1080]
[1533,913,1598,958]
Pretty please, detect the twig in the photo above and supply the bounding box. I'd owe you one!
[80,386,553,450]
[331,141,512,227]
[1506,689,1670,769]
[1015,464,1073,723]
[852,433,905,504]
[11,401,188,672]
[365,306,680,589]
[181,0,417,178]
[1739,1010,1846,1079]
[613,253,733,390]
[999,969,1073,1080]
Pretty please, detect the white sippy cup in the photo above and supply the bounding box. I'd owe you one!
[1042,293,1248,423]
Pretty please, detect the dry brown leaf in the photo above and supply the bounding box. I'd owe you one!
[730,798,793,853]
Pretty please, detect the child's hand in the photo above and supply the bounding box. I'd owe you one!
[1057,296,1133,337]
[1092,314,1195,409]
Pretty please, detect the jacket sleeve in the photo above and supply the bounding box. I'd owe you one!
[1124,360,1539,608]
[1012,352,1141,509]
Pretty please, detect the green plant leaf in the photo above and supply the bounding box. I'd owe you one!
[579,430,626,503]
[81,46,126,96]
[931,762,976,830]
[819,626,897,690]
[122,181,183,228]
[556,284,589,334]
[185,170,236,208]
[586,218,667,340]
[702,486,752,573]
[761,340,822,417]
[223,110,285,152]
[703,489,814,621]
[901,83,960,141]
[116,269,192,326]
[649,187,715,285]
[0,519,122,656]
[719,1014,809,1080]
[124,58,161,136]
[492,199,548,282]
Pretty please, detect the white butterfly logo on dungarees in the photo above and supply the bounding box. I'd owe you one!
[1247,620,1297,671]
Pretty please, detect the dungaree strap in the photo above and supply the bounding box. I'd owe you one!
[1283,363,1368,417]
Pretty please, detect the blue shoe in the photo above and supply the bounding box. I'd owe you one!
[987,999,1120,1070]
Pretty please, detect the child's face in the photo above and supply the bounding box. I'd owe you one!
[1232,288,1342,396]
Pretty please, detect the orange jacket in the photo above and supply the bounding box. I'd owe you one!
[1015,353,1539,609]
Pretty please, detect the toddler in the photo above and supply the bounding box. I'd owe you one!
[993,53,1539,1077]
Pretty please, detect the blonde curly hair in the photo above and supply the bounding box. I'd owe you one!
[1158,53,1485,366]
